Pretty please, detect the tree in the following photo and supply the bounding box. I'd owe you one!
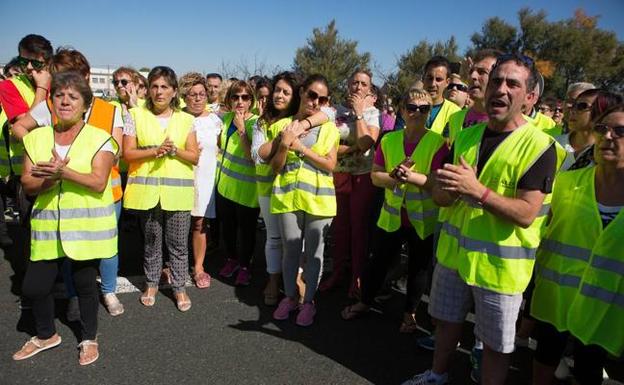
[470,17,518,54]
[293,20,370,102]
[138,67,151,73]
[386,37,461,103]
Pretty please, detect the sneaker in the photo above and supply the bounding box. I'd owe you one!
[273,297,298,320]
[234,267,251,286]
[219,258,240,278]
[416,335,436,351]
[470,347,483,383]
[554,358,571,380]
[66,296,80,322]
[102,293,124,316]
[401,370,448,385]
[296,302,316,327]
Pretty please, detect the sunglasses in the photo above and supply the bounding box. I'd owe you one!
[594,123,624,138]
[447,83,468,92]
[230,94,251,102]
[406,104,431,114]
[113,79,130,87]
[306,90,329,104]
[17,56,46,70]
[573,101,592,111]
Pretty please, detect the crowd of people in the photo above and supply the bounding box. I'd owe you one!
[0,34,622,385]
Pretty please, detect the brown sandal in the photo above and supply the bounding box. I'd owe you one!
[78,340,99,365]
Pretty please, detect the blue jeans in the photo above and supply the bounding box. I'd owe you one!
[64,201,122,296]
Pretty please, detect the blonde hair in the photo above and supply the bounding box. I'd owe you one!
[404,87,433,107]
[178,72,206,99]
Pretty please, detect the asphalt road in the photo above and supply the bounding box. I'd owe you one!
[0,213,621,385]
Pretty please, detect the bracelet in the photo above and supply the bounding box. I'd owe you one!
[36,86,48,92]
[479,188,491,205]
[304,118,313,129]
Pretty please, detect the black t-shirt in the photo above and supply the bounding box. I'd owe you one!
[444,127,557,193]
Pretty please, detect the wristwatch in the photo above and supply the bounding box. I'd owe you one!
[355,114,363,120]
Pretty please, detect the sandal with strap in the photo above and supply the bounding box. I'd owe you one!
[13,334,62,361]
[340,304,370,320]
[140,287,158,307]
[78,340,99,366]
[175,292,192,312]
[399,313,419,333]
[194,271,211,289]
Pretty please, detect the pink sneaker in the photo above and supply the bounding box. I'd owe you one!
[219,259,239,278]
[273,297,298,320]
[234,267,251,286]
[296,302,316,327]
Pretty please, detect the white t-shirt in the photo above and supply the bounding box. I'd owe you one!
[54,140,115,159]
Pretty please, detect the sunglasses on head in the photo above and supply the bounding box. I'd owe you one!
[230,93,251,102]
[406,104,431,114]
[306,90,329,104]
[447,83,468,92]
[113,79,130,87]
[17,56,46,70]
[594,123,624,138]
[573,101,592,111]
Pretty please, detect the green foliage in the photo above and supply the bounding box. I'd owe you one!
[293,20,370,102]
[386,37,460,104]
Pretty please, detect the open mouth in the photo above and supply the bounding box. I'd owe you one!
[490,99,507,108]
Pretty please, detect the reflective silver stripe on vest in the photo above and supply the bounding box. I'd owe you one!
[282,161,331,176]
[32,205,115,220]
[537,203,550,217]
[218,164,257,184]
[138,145,159,150]
[255,174,274,183]
[540,239,591,262]
[408,208,439,221]
[223,151,254,167]
[442,222,536,260]
[538,266,581,288]
[591,255,624,275]
[127,176,194,187]
[580,283,624,307]
[273,180,335,196]
[405,191,431,201]
[32,228,117,241]
[382,202,400,216]
[111,177,121,187]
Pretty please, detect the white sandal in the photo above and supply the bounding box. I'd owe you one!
[78,340,99,366]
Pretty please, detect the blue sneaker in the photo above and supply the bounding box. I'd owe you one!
[401,370,448,385]
[416,335,436,351]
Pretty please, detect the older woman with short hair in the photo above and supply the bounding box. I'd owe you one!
[179,72,221,289]
[122,66,199,311]
[13,72,118,365]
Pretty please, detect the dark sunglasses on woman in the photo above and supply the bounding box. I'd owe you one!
[112,79,130,87]
[447,83,468,92]
[17,56,46,70]
[306,90,329,105]
[573,101,592,111]
[406,104,431,114]
[230,94,251,102]
[594,123,624,138]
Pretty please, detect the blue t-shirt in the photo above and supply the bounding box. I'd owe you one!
[425,103,443,128]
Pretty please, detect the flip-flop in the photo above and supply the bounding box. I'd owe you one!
[194,272,211,289]
[340,304,370,320]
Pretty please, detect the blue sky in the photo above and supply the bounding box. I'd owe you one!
[2,0,622,79]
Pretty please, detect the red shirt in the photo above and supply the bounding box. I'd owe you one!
[0,79,30,122]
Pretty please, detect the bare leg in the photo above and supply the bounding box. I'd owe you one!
[192,216,207,274]
[481,344,510,385]
[432,319,463,374]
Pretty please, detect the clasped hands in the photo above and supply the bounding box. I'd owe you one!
[31,149,68,180]
[435,156,486,200]
[279,120,310,153]
[155,137,176,158]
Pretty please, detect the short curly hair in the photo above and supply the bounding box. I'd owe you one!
[178,72,206,99]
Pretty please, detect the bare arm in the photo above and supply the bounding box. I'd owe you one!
[21,154,59,195]
[370,164,398,189]
[10,113,38,140]
[173,131,199,165]
[60,151,115,193]
[122,135,164,162]
[290,139,337,174]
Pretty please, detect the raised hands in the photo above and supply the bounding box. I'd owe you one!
[31,148,69,180]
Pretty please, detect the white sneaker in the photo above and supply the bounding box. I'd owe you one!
[554,358,571,380]
[103,293,124,316]
[66,297,80,322]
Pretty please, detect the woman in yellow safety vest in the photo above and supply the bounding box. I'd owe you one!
[13,72,117,365]
[122,66,199,312]
[270,74,339,327]
[341,89,448,332]
[531,104,624,385]
[215,80,259,286]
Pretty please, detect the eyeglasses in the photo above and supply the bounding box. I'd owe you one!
[187,93,207,99]
[573,101,593,112]
[406,104,431,114]
[594,123,624,138]
[17,56,46,70]
[306,90,329,104]
[230,93,251,102]
[447,83,468,92]
[112,79,130,87]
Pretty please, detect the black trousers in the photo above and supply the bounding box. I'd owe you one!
[534,320,607,385]
[361,225,433,313]
[22,258,100,340]
[216,192,259,268]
